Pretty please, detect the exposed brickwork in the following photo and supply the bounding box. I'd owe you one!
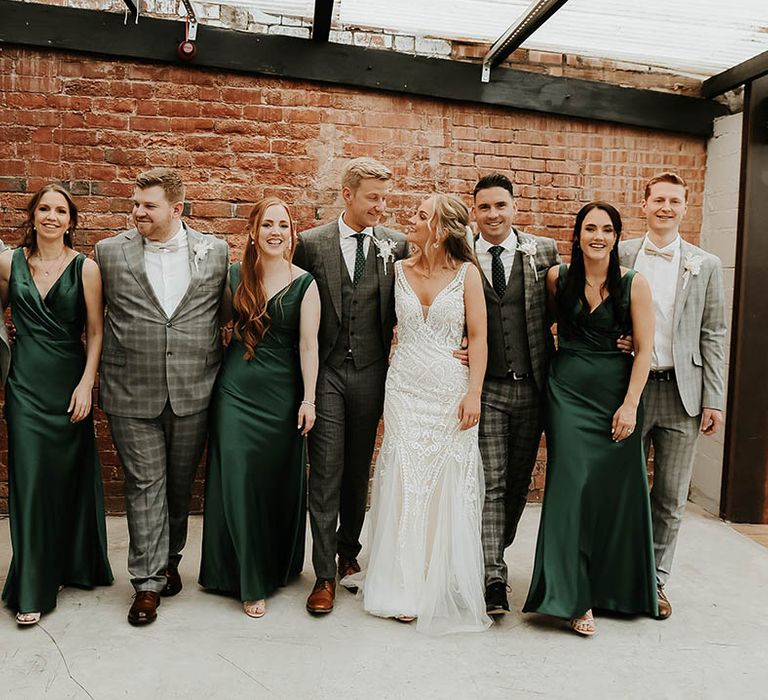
[0,45,706,513]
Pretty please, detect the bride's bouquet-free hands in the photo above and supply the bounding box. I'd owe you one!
[458,391,481,431]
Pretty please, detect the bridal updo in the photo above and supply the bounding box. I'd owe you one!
[427,193,477,266]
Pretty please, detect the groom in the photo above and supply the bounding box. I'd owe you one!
[294,158,407,615]
[472,173,560,616]
[96,168,228,625]
[619,172,726,619]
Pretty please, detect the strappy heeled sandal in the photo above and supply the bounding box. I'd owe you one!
[569,609,596,636]
[243,600,266,618]
[16,612,41,626]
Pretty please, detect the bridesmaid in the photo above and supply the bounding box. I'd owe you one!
[199,197,320,618]
[523,202,657,636]
[0,184,113,625]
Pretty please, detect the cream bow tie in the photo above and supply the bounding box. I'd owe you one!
[643,245,674,262]
[144,238,180,254]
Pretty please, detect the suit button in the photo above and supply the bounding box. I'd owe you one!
[166,322,172,328]
[167,351,173,356]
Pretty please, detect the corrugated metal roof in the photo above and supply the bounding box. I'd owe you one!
[220,0,768,77]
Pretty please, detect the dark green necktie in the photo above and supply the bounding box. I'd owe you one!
[352,233,366,286]
[489,245,507,296]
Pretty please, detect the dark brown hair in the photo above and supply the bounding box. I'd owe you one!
[21,183,78,254]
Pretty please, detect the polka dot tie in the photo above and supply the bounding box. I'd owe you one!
[489,245,507,296]
[352,233,366,287]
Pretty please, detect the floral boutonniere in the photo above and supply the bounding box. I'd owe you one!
[367,235,397,274]
[682,253,703,290]
[517,239,539,281]
[193,240,215,271]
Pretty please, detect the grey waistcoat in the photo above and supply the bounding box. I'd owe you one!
[485,250,532,377]
[326,245,385,369]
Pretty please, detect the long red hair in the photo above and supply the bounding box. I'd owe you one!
[233,197,296,360]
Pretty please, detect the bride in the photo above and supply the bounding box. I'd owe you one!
[347,193,490,634]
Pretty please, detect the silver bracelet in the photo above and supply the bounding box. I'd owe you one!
[301,400,315,408]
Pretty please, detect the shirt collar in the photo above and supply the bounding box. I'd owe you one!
[643,232,680,254]
[477,229,517,253]
[338,213,373,240]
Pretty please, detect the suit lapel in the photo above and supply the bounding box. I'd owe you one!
[321,223,343,322]
[170,226,205,320]
[122,230,166,317]
[372,227,393,328]
[622,238,644,268]
[518,232,536,324]
[672,239,694,330]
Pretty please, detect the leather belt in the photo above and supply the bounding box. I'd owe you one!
[648,369,675,382]
[509,371,531,381]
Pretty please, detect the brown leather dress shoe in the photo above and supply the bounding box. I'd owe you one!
[338,557,361,593]
[161,561,182,597]
[656,586,672,619]
[128,591,161,626]
[306,579,336,615]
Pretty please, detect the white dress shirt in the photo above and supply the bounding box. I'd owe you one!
[633,233,681,370]
[143,222,190,317]
[338,214,372,281]
[475,229,517,288]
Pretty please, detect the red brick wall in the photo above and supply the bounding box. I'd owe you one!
[0,45,707,513]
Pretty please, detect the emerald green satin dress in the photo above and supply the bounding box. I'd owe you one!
[2,248,113,614]
[524,266,658,619]
[199,265,313,601]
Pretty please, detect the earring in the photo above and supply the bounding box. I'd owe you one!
[249,238,255,246]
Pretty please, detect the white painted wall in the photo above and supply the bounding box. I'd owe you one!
[690,112,742,516]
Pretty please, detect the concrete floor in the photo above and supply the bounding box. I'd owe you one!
[0,504,767,700]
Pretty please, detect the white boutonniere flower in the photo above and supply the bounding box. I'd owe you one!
[367,235,397,274]
[682,253,703,290]
[517,239,539,281]
[193,240,215,271]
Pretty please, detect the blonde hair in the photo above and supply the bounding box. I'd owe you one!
[422,193,477,266]
[135,167,185,204]
[341,158,392,191]
[644,172,688,202]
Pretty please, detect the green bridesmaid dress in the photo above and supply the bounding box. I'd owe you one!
[199,265,313,602]
[523,265,658,619]
[2,248,113,615]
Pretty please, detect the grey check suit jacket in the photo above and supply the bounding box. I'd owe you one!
[478,230,560,391]
[95,225,229,418]
[619,237,726,416]
[293,220,408,363]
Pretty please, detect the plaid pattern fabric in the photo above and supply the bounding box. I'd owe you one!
[95,227,229,419]
[619,238,726,415]
[479,375,544,585]
[640,379,701,585]
[108,406,208,592]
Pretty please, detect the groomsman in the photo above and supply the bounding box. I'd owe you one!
[472,174,560,615]
[95,168,228,625]
[293,158,408,615]
[619,172,726,619]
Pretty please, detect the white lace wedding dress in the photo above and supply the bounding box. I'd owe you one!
[351,260,490,635]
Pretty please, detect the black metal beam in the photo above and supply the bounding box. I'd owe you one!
[702,50,768,99]
[721,73,768,523]
[0,0,728,136]
[484,0,570,72]
[312,0,334,42]
[122,0,138,17]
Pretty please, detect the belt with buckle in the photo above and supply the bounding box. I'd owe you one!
[509,371,531,381]
[648,369,675,382]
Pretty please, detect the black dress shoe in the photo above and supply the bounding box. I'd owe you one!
[161,561,182,597]
[485,582,509,615]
